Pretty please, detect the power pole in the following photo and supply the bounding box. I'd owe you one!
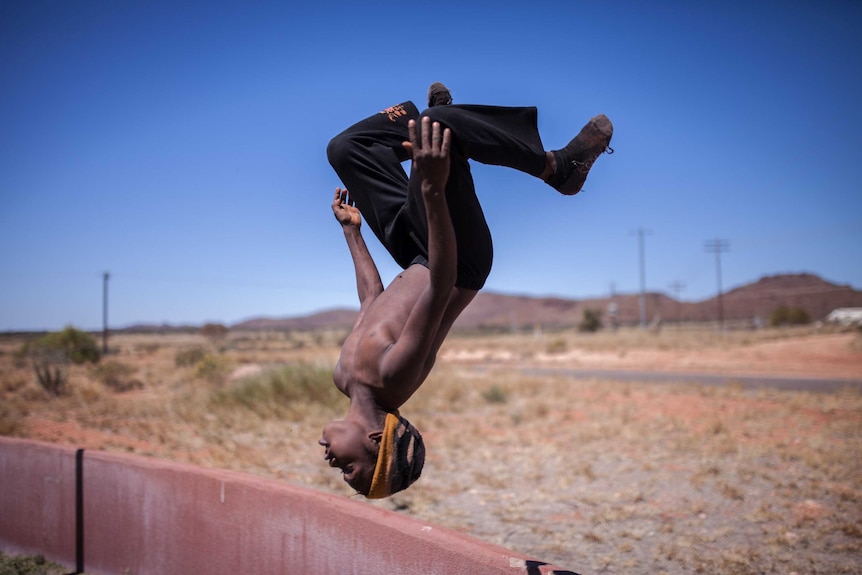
[704,239,730,330]
[668,280,685,324]
[102,271,110,355]
[631,228,651,329]
[608,281,618,331]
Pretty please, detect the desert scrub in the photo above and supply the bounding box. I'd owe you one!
[18,326,101,365]
[0,400,23,435]
[174,346,208,367]
[545,338,567,354]
[17,327,101,396]
[0,551,71,575]
[90,360,142,392]
[481,384,508,404]
[193,354,232,384]
[210,363,341,416]
[579,308,603,332]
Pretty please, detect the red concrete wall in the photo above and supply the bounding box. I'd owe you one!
[0,437,576,575]
[0,439,77,562]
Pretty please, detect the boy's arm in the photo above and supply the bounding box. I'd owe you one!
[380,118,456,387]
[331,188,384,308]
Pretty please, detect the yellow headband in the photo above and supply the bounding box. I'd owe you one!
[368,411,400,499]
[367,410,425,499]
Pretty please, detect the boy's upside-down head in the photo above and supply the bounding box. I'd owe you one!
[320,411,425,498]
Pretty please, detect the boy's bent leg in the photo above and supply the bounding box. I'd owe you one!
[420,104,548,177]
[422,104,613,196]
[327,102,422,265]
[403,142,493,291]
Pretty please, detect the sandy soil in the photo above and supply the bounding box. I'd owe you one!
[442,332,862,381]
[5,329,862,574]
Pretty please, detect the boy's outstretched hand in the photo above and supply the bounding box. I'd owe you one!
[403,116,451,196]
[332,187,361,228]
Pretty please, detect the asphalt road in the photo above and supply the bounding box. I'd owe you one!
[497,366,862,394]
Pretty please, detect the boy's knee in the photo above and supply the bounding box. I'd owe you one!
[420,106,457,127]
[326,133,351,170]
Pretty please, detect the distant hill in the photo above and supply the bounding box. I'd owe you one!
[232,308,359,331]
[225,273,862,332]
[680,273,862,323]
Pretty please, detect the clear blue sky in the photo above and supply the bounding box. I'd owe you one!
[2,0,860,331]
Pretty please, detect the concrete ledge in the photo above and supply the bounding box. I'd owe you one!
[0,438,77,563]
[0,437,578,574]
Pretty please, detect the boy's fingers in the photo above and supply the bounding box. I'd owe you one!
[407,119,418,148]
[441,128,451,156]
[421,116,431,150]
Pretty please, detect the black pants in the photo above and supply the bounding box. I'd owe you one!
[326,101,547,290]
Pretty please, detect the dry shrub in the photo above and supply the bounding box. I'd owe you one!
[0,551,68,575]
[0,400,23,436]
[175,347,208,367]
[136,342,161,355]
[211,363,341,417]
[3,329,861,575]
[546,338,567,354]
[200,323,229,345]
[90,360,143,392]
[193,354,231,384]
[481,384,508,404]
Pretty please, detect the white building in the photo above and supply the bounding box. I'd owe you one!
[826,308,862,326]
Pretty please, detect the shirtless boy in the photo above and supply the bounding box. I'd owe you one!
[320,84,613,498]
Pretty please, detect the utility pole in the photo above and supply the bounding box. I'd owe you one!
[631,228,651,329]
[668,280,686,326]
[102,271,110,355]
[704,239,730,330]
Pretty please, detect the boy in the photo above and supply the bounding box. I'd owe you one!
[320,84,613,498]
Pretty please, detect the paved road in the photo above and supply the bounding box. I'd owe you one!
[478,366,862,394]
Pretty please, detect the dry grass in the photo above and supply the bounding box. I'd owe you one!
[1,327,861,574]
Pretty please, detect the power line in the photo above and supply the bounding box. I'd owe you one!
[631,228,652,329]
[668,280,686,324]
[102,272,110,354]
[704,238,730,329]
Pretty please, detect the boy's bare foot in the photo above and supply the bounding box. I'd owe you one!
[545,114,614,196]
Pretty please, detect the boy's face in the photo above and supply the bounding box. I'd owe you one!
[319,420,377,494]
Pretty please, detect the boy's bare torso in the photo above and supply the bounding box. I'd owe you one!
[334,264,476,410]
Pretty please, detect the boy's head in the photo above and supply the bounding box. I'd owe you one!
[319,411,424,498]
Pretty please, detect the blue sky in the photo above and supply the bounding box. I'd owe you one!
[2,0,860,331]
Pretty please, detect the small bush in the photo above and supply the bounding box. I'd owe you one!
[546,338,567,354]
[482,385,508,404]
[31,349,68,396]
[212,363,340,414]
[91,360,143,392]
[137,342,161,354]
[42,326,101,364]
[769,306,811,327]
[19,327,101,366]
[200,323,229,345]
[0,551,68,575]
[175,347,208,367]
[579,308,603,333]
[18,326,99,396]
[0,401,23,436]
[194,354,231,384]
